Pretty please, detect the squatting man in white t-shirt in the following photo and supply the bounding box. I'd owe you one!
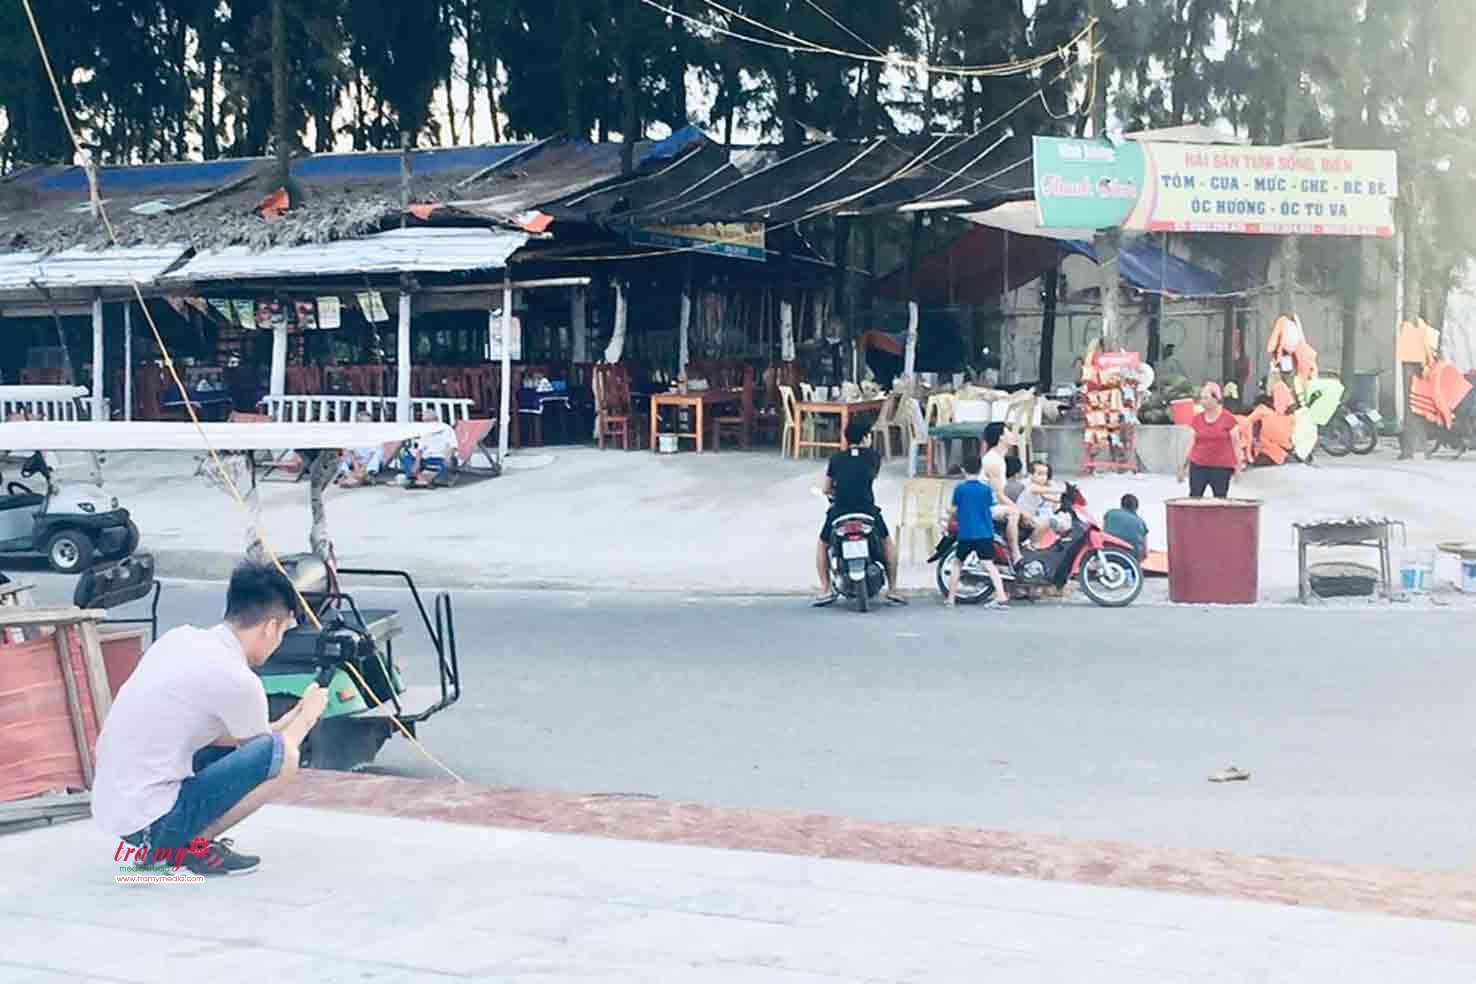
[92,562,329,876]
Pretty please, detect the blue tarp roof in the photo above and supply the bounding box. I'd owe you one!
[1062,238,1221,297]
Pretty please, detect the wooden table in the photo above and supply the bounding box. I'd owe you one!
[794,400,885,459]
[927,421,992,475]
[649,389,741,453]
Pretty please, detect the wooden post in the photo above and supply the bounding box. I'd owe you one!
[52,628,94,788]
[90,295,105,421]
[499,277,514,462]
[396,287,413,422]
[123,303,133,421]
[77,620,113,725]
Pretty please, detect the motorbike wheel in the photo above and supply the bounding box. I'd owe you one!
[1350,414,1379,455]
[934,548,996,604]
[1318,417,1353,457]
[1078,548,1143,608]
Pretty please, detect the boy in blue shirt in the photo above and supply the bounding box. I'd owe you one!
[947,455,1007,608]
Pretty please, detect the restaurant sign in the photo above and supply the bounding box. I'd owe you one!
[1034,137,1399,237]
[632,222,767,261]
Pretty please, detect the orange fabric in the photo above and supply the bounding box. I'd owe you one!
[1397,319,1439,367]
[454,418,494,462]
[1409,361,1472,429]
[409,202,438,221]
[1237,406,1292,465]
[1271,380,1294,415]
[1293,341,1318,381]
[256,187,290,219]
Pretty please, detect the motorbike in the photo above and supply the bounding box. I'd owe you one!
[1422,371,1476,458]
[1308,378,1380,458]
[928,483,1143,608]
[827,511,888,612]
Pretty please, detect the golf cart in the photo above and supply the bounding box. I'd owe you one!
[8,417,464,771]
[0,451,139,573]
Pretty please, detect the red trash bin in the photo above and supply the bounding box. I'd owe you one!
[1165,498,1261,604]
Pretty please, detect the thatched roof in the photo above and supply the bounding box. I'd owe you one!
[0,143,539,256]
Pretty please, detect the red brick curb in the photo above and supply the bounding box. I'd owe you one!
[281,771,1476,924]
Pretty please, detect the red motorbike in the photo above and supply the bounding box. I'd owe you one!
[929,483,1143,607]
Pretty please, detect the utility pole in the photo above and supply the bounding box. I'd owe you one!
[1086,7,1119,347]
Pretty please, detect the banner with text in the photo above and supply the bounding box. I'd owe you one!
[632,223,767,261]
[1034,137,1398,237]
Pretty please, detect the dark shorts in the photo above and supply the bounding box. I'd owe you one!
[1189,463,1234,499]
[820,506,889,545]
[124,733,285,852]
[955,539,996,564]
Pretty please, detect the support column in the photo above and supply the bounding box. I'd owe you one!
[396,288,413,422]
[903,301,919,379]
[498,278,513,462]
[270,314,288,399]
[90,296,105,422]
[123,302,133,421]
[678,290,691,373]
[604,282,628,363]
[780,299,795,363]
[571,287,588,363]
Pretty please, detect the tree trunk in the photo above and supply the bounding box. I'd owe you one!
[482,37,503,142]
[832,217,853,331]
[201,24,220,160]
[271,0,295,201]
[444,67,459,146]
[561,0,583,137]
[1039,265,1059,388]
[620,0,638,171]
[174,16,190,159]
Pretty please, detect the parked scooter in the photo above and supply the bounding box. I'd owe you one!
[1309,376,1379,457]
[928,484,1143,607]
[826,511,888,612]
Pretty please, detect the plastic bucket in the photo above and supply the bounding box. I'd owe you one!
[1399,549,1435,594]
[1170,399,1196,426]
[1461,560,1476,594]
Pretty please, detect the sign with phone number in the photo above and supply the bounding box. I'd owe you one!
[1034,137,1399,238]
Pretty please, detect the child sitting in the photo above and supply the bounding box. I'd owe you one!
[946,454,1007,608]
[1016,460,1069,549]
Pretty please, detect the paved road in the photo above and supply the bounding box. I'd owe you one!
[30,574,1476,872]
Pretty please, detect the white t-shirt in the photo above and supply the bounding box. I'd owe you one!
[92,624,270,838]
[981,449,1009,501]
[413,425,456,460]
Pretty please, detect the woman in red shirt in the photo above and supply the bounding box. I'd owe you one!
[1177,382,1245,498]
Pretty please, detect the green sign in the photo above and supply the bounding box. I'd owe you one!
[1033,137,1146,231]
[1035,136,1399,237]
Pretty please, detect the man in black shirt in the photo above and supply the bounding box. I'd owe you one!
[814,417,905,606]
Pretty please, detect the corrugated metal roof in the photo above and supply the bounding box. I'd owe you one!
[160,227,528,283]
[0,244,188,292]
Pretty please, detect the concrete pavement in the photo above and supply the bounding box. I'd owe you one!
[5,774,1476,983]
[14,442,1476,602]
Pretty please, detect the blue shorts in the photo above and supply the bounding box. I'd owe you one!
[125,734,284,851]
